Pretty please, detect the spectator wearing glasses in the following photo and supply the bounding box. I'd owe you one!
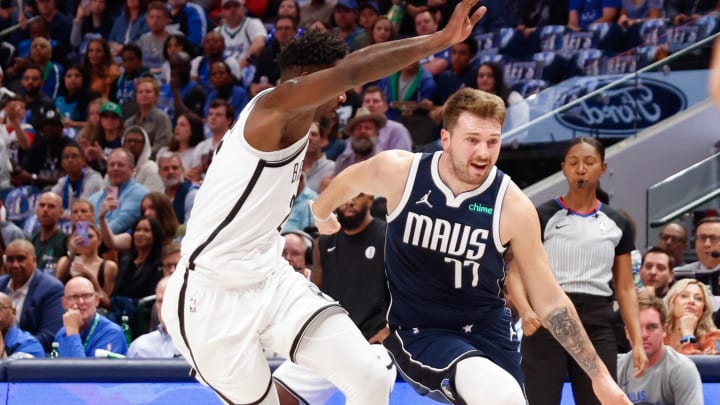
[54,276,127,357]
[674,216,720,295]
[0,292,45,358]
[657,222,688,268]
[161,243,180,277]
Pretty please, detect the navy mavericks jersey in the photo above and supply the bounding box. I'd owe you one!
[385,152,510,329]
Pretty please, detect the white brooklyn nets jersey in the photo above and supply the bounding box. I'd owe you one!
[180,89,308,287]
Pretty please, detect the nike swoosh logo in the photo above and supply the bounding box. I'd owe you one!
[555,224,568,229]
[327,246,336,252]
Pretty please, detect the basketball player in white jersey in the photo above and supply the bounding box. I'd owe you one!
[311,89,632,404]
[161,1,488,404]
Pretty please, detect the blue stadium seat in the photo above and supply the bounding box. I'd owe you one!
[538,25,567,52]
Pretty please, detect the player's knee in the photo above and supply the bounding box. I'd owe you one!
[455,357,525,405]
[352,354,394,398]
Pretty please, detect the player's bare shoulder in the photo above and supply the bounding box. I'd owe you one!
[499,180,540,245]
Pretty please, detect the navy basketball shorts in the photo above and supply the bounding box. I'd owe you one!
[384,307,521,402]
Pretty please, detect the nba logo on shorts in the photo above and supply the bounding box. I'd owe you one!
[189,297,198,313]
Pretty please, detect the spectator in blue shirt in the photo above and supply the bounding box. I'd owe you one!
[568,0,621,31]
[203,61,248,120]
[54,276,127,357]
[88,148,149,234]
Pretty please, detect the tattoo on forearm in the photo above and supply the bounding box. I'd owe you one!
[546,307,600,377]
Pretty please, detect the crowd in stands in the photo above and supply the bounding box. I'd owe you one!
[0,0,716,403]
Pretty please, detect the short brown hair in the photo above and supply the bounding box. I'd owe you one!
[136,77,160,97]
[637,290,667,326]
[442,88,506,132]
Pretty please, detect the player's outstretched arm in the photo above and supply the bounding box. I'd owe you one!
[501,183,632,405]
[264,0,486,116]
[312,150,414,234]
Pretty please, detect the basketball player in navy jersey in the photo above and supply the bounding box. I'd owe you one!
[312,88,632,405]
[161,1,489,404]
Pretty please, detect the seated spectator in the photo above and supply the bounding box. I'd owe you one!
[26,0,73,60]
[136,1,176,73]
[28,37,63,100]
[331,0,368,52]
[122,126,164,193]
[30,192,67,270]
[85,101,125,175]
[299,0,335,29]
[51,144,105,217]
[158,112,205,171]
[169,0,207,48]
[568,0,621,31]
[109,216,164,322]
[663,279,720,354]
[110,44,152,108]
[368,15,394,45]
[160,33,198,86]
[667,0,718,25]
[191,32,242,92]
[377,61,436,121]
[88,148,149,234]
[161,243,181,277]
[203,61,248,120]
[617,0,663,28]
[56,222,117,309]
[0,291,45,358]
[319,109,346,161]
[108,0,151,58]
[638,246,675,299]
[11,108,72,189]
[432,37,478,108]
[617,292,703,404]
[357,1,380,34]
[100,192,179,252]
[124,78,172,158]
[191,100,234,181]
[302,122,335,193]
[69,199,96,226]
[250,15,297,96]
[281,230,313,278]
[674,216,720,294]
[414,10,450,77]
[83,38,122,99]
[0,240,64,352]
[215,0,268,66]
[658,222,688,268]
[0,201,28,245]
[127,277,181,358]
[516,0,569,37]
[70,0,114,51]
[76,98,103,164]
[55,276,127,357]
[55,65,101,139]
[334,108,385,175]
[361,86,413,152]
[473,62,529,131]
[18,65,55,133]
[157,151,197,225]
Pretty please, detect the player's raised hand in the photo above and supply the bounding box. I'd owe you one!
[439,0,487,45]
